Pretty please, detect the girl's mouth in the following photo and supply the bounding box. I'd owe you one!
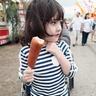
[49,34,60,37]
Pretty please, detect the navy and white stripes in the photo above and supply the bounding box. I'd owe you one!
[19,40,78,96]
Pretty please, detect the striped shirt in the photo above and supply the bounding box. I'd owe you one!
[19,40,78,96]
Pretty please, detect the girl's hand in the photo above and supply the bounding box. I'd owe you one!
[46,42,59,55]
[46,42,71,75]
[23,67,34,83]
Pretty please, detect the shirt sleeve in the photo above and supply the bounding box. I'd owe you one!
[18,46,29,80]
[62,42,78,78]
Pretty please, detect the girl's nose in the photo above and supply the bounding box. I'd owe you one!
[57,23,62,33]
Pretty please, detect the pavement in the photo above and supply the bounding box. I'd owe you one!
[70,34,96,96]
[88,41,96,54]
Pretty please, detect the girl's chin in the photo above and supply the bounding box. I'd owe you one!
[45,35,59,42]
[47,38,59,42]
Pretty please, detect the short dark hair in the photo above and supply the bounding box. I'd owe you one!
[84,13,89,19]
[22,0,64,45]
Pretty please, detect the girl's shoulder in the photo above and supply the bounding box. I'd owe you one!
[58,40,69,48]
[20,46,30,56]
[58,40,70,53]
[59,40,68,44]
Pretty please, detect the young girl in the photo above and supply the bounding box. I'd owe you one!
[19,0,78,96]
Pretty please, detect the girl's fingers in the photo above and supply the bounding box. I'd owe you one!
[24,67,34,75]
[23,75,34,82]
[23,67,35,82]
[26,78,34,82]
[24,67,33,73]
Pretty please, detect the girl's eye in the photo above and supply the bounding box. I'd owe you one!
[50,21,57,24]
[49,20,63,25]
[51,20,63,24]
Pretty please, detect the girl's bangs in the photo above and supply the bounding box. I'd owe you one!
[53,7,64,21]
[55,11,64,21]
[55,2,64,20]
[45,0,64,22]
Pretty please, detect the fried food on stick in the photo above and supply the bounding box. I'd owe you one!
[28,37,45,69]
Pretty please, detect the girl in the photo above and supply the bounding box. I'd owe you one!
[19,0,78,96]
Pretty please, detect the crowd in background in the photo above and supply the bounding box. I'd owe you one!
[63,9,96,47]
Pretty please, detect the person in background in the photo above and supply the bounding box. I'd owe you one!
[81,13,93,46]
[91,16,96,42]
[69,12,83,47]
[60,18,71,45]
[18,0,78,96]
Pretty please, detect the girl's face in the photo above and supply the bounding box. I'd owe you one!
[45,16,62,42]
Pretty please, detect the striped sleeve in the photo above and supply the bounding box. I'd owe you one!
[59,41,78,78]
[18,46,29,79]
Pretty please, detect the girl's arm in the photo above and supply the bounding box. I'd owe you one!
[18,47,34,83]
[46,42,70,75]
[46,42,78,77]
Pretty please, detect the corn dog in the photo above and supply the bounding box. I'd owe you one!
[28,37,45,69]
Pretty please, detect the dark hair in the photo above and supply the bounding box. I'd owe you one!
[22,0,64,45]
[84,13,89,19]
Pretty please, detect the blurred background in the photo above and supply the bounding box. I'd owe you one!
[0,0,96,45]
